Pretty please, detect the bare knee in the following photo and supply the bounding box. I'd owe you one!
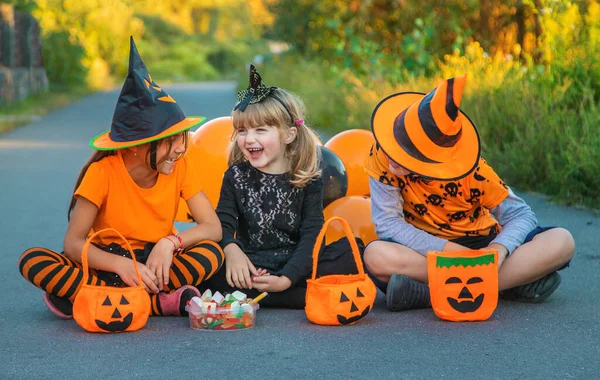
[553,227,575,262]
[364,241,391,277]
[364,240,421,278]
[533,227,575,264]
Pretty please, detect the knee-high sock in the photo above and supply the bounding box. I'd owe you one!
[150,240,224,315]
[18,247,105,301]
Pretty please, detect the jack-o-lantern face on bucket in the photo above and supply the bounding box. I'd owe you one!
[95,295,134,332]
[427,249,498,322]
[444,276,485,313]
[336,286,373,325]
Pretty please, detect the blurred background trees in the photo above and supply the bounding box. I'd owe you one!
[1,0,598,207]
[3,0,272,88]
[260,0,600,209]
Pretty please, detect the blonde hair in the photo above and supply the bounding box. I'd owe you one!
[228,88,321,188]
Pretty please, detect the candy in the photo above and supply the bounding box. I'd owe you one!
[252,292,268,304]
[186,296,203,314]
[201,302,217,314]
[188,289,260,331]
[211,291,224,305]
[201,289,212,301]
[231,290,247,302]
[229,301,240,315]
[241,303,254,314]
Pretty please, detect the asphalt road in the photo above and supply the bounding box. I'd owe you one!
[1,82,598,379]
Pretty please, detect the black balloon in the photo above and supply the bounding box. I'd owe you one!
[319,146,348,208]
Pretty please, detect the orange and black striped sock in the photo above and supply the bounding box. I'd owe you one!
[150,240,223,316]
[18,247,105,301]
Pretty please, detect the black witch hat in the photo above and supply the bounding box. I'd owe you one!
[90,37,205,150]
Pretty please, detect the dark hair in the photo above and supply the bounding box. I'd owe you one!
[67,150,115,221]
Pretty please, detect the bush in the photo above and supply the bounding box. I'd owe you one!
[258,42,600,209]
[41,31,87,86]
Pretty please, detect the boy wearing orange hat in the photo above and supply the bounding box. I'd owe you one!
[364,75,575,311]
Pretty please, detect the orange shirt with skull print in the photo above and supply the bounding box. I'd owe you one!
[364,143,509,239]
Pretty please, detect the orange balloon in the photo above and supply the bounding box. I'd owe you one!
[324,129,375,197]
[175,117,234,222]
[323,196,378,245]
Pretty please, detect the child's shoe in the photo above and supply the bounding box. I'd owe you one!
[158,285,201,316]
[43,293,73,319]
[386,274,431,311]
[500,271,561,303]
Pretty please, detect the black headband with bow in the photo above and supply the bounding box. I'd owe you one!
[234,64,295,124]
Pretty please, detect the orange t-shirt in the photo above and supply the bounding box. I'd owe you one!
[364,143,509,239]
[74,151,202,250]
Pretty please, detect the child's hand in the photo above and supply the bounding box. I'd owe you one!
[251,275,291,293]
[224,244,258,289]
[146,238,175,288]
[255,268,270,276]
[487,243,508,269]
[116,259,160,294]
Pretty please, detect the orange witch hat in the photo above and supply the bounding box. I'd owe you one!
[371,75,480,180]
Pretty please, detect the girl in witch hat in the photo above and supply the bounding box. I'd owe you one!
[364,75,575,311]
[200,64,360,309]
[18,37,224,319]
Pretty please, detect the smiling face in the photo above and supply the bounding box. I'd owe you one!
[235,124,296,174]
[133,132,188,175]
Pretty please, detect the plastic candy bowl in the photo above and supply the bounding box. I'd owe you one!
[188,303,260,331]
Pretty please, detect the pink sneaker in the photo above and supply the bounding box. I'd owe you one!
[43,293,73,319]
[158,285,201,316]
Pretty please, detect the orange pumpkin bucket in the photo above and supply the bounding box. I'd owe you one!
[305,217,377,326]
[427,249,498,322]
[73,228,151,333]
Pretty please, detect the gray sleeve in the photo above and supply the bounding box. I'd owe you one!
[490,187,538,255]
[370,177,447,256]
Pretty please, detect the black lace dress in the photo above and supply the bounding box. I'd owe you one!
[203,162,360,309]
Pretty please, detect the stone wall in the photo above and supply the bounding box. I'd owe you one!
[0,4,48,106]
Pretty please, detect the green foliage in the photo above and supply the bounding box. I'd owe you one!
[41,31,87,86]
[0,20,15,67]
[258,16,599,209]
[1,0,36,12]
[257,0,600,208]
[464,78,600,208]
[139,39,219,82]
[27,0,262,89]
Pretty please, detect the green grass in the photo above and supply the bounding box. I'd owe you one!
[0,86,90,135]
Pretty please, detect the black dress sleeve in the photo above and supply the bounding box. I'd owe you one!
[215,170,244,250]
[278,178,325,285]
